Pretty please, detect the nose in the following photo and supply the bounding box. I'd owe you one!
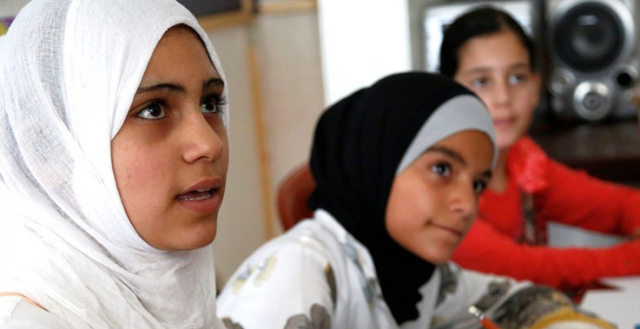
[492,79,512,108]
[449,181,476,220]
[181,112,225,164]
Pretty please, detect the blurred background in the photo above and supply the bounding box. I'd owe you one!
[2,0,639,284]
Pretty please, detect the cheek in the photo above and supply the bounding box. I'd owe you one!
[516,85,539,116]
[112,134,171,217]
[472,90,498,115]
[115,154,164,190]
[461,215,477,236]
[114,142,154,186]
[386,183,413,242]
[514,95,536,130]
[386,179,436,239]
[216,128,230,167]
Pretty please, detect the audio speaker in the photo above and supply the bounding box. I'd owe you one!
[547,0,639,121]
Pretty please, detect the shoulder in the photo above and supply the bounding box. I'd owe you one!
[251,219,338,264]
[0,297,65,329]
[220,219,340,295]
[507,136,551,193]
[217,220,343,329]
[249,212,359,265]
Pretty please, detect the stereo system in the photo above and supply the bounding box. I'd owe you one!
[547,0,639,122]
[410,0,640,123]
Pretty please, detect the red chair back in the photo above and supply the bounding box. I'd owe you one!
[277,164,316,230]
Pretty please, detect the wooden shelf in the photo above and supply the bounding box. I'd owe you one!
[531,120,640,183]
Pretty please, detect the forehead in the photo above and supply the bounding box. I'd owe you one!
[142,27,219,82]
[160,26,202,46]
[457,30,530,71]
[430,130,494,168]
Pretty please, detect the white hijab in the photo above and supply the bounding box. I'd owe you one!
[0,0,228,328]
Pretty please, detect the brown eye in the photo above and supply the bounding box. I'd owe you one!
[473,180,488,194]
[431,163,451,176]
[200,94,226,114]
[136,101,166,120]
[508,74,527,85]
[471,78,489,89]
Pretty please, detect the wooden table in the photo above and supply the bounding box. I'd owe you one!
[579,276,640,328]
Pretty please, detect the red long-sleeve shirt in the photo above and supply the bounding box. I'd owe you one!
[451,136,640,290]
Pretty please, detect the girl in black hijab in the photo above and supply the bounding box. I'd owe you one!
[217,72,613,329]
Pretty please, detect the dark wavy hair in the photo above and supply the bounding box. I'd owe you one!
[439,6,537,77]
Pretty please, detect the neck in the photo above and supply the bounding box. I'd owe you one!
[488,149,509,192]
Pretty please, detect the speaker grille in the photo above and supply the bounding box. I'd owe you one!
[553,2,624,72]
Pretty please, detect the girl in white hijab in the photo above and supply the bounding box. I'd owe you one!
[0,0,229,328]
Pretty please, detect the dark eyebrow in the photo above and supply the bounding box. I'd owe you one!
[480,169,493,180]
[135,78,224,95]
[461,67,491,76]
[136,83,185,95]
[204,78,224,91]
[427,146,467,166]
[509,63,530,71]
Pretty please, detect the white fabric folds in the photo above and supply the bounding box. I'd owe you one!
[0,0,227,328]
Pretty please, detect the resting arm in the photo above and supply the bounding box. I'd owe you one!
[452,218,640,290]
[537,159,640,236]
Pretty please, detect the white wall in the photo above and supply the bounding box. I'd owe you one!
[209,10,325,283]
[253,11,325,235]
[317,0,413,105]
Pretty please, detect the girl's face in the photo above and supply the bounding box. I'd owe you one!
[112,27,229,251]
[454,30,540,151]
[386,130,493,264]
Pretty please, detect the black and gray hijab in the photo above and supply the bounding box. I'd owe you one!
[308,72,496,324]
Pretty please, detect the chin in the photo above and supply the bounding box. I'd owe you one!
[187,232,217,250]
[428,257,449,265]
[162,222,218,251]
[421,249,453,265]
[184,226,218,250]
